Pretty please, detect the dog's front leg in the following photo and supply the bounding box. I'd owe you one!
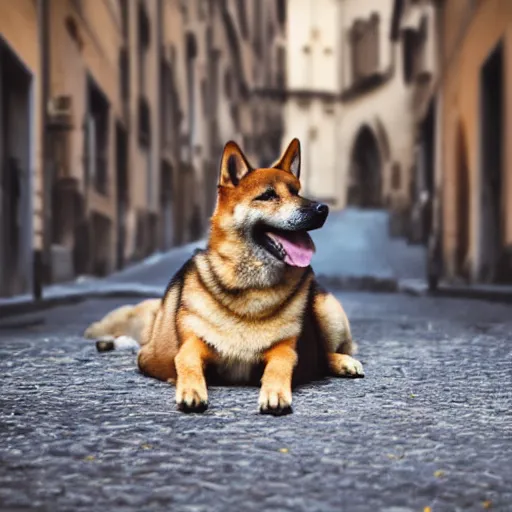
[259,337,298,416]
[174,335,216,413]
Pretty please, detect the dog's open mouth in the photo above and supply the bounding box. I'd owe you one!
[255,227,316,267]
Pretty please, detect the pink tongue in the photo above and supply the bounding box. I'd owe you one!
[267,231,315,267]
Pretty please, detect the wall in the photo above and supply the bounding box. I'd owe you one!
[336,0,414,211]
[283,0,339,203]
[283,0,415,211]
[0,1,42,252]
[0,0,40,295]
[440,0,512,280]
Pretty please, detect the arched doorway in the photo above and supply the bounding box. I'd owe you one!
[185,32,198,146]
[455,121,470,279]
[478,41,506,283]
[347,125,382,208]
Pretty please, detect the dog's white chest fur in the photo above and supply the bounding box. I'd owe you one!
[180,278,308,365]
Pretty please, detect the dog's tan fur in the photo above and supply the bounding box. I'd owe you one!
[85,139,364,415]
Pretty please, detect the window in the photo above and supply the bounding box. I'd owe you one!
[138,2,150,95]
[180,0,188,22]
[119,0,128,38]
[224,70,233,97]
[138,95,151,147]
[201,79,208,117]
[160,60,174,150]
[253,0,263,56]
[186,33,197,146]
[350,13,380,84]
[276,47,286,89]
[402,16,428,84]
[277,0,286,26]
[146,148,153,210]
[198,0,208,20]
[86,79,110,195]
[119,47,129,102]
[237,0,249,39]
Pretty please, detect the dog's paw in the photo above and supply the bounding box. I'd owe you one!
[258,386,293,416]
[176,383,208,413]
[330,354,365,378]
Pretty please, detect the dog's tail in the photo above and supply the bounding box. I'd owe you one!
[92,335,141,353]
[84,299,161,353]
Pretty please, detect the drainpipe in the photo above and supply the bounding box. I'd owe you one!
[35,0,50,300]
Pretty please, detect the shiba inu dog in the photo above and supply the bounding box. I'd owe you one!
[85,138,364,415]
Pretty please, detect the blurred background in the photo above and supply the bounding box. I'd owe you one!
[0,0,511,300]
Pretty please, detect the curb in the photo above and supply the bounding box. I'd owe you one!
[0,275,401,320]
[433,287,512,304]
[400,280,512,304]
[0,242,206,320]
[398,280,429,297]
[4,276,512,320]
[317,274,398,293]
[0,287,163,320]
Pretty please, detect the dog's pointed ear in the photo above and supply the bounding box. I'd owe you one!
[272,138,301,179]
[218,141,254,187]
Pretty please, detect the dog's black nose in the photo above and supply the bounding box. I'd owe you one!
[315,203,329,216]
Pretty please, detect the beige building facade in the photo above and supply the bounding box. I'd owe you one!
[437,0,512,284]
[391,0,440,261]
[283,0,415,233]
[0,0,285,298]
[0,0,43,297]
[394,0,512,286]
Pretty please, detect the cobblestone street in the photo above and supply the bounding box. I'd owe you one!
[1,291,511,511]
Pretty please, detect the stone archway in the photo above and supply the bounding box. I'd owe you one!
[347,125,382,208]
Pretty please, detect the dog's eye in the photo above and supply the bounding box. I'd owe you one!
[254,189,279,201]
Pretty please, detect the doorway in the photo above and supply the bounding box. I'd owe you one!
[115,122,128,269]
[478,42,504,283]
[455,121,470,279]
[160,161,174,251]
[0,40,32,297]
[347,125,382,208]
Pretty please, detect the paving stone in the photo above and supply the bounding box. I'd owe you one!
[0,293,511,511]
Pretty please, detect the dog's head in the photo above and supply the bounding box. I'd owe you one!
[209,138,329,270]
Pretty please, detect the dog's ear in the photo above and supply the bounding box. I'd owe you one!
[272,138,301,179]
[218,141,253,187]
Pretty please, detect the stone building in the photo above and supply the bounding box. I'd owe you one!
[437,0,512,284]
[391,0,439,249]
[282,0,415,234]
[0,0,285,298]
[0,1,43,298]
[394,0,512,285]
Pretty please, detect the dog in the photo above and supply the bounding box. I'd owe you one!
[84,138,364,415]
